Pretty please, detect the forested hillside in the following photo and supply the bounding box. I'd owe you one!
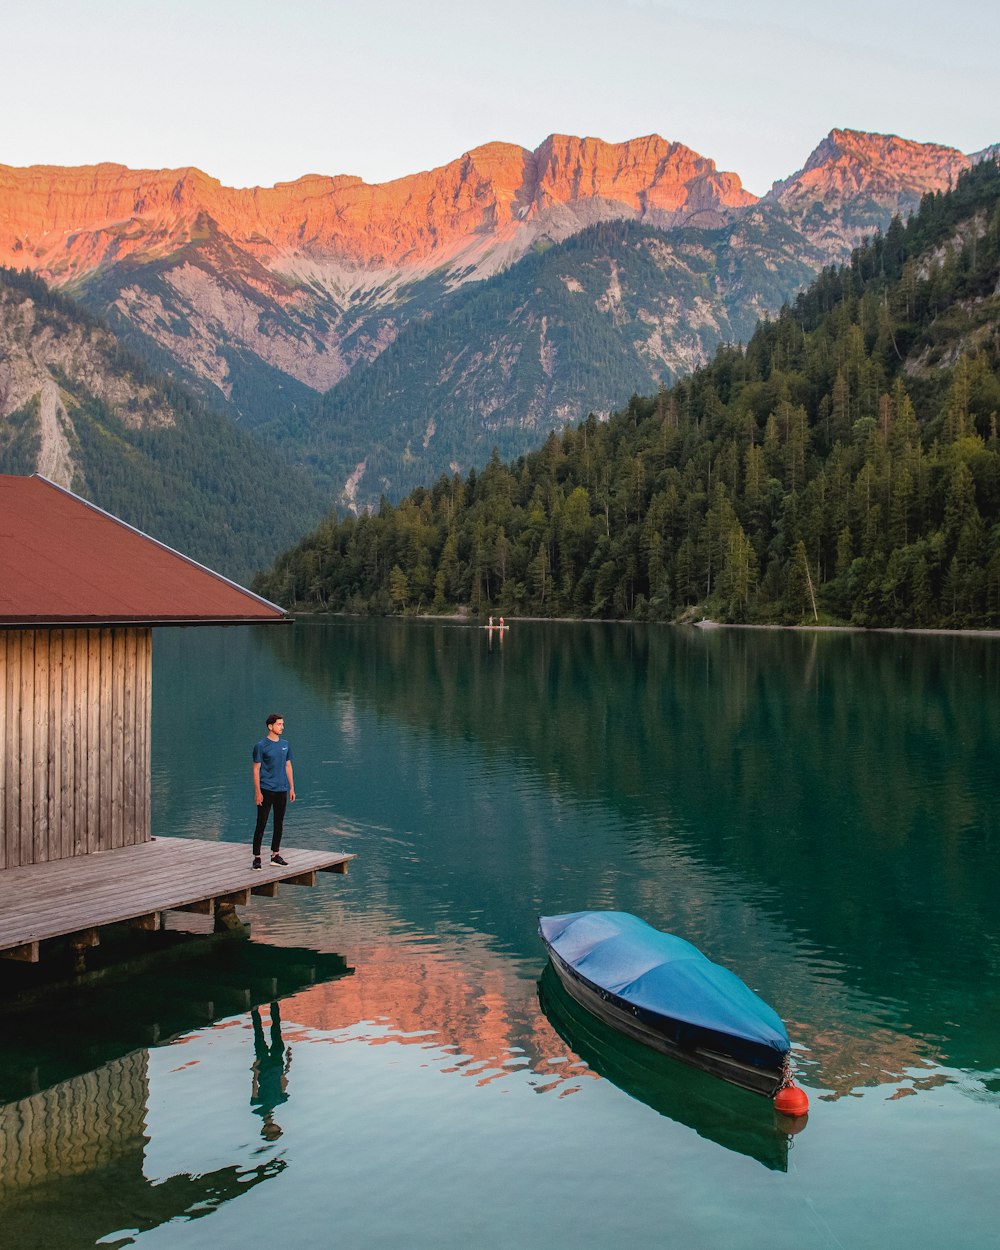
[263,211,819,508]
[255,159,1000,629]
[0,268,328,581]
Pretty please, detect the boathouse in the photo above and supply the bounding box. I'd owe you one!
[0,474,352,965]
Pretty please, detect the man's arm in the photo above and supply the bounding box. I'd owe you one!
[253,761,263,805]
[286,760,295,802]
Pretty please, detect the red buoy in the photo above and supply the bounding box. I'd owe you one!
[774,1083,810,1117]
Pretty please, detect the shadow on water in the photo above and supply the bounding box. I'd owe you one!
[537,962,793,1173]
[0,931,354,1104]
[0,934,353,1249]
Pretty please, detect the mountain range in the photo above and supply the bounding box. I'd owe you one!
[0,127,994,517]
[254,156,1000,629]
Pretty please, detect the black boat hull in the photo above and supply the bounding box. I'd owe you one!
[544,945,786,1098]
[538,963,790,1170]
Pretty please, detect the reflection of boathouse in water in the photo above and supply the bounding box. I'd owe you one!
[0,474,352,969]
[0,939,353,1239]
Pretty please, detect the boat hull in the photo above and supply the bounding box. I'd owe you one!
[544,944,786,1098]
[538,963,790,1170]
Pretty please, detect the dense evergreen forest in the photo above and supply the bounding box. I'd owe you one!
[255,161,1000,628]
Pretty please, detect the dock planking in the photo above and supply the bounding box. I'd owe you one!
[0,836,354,960]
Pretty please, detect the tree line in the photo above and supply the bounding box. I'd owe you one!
[254,160,1000,629]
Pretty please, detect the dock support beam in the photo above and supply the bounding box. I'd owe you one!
[1,941,40,964]
[69,928,99,975]
[213,900,248,933]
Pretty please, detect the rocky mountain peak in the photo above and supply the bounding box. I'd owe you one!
[530,132,755,226]
[762,129,974,261]
[769,128,970,204]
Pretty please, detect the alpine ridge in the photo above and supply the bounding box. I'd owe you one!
[0,128,994,509]
[0,134,754,281]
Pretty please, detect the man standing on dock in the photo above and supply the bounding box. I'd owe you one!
[252,714,295,869]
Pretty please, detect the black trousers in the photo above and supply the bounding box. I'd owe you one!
[253,790,288,855]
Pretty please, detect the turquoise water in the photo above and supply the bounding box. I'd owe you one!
[2,620,1000,1248]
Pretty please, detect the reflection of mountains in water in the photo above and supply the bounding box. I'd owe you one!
[538,963,793,1172]
[0,934,353,1247]
[260,620,1000,1077]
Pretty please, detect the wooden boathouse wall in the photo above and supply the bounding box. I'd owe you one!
[0,627,152,870]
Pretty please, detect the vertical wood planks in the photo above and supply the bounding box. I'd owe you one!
[138,630,151,843]
[87,629,100,855]
[33,630,48,867]
[110,629,125,849]
[3,632,21,870]
[122,629,136,850]
[61,628,76,860]
[19,630,34,869]
[1,627,153,868]
[0,631,7,871]
[134,630,151,846]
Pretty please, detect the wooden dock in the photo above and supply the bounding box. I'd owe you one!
[0,836,354,964]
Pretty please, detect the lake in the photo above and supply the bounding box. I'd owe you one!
[2,619,999,1248]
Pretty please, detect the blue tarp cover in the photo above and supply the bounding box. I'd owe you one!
[539,911,789,1060]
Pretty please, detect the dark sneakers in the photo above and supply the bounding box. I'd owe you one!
[271,853,288,866]
[252,856,262,869]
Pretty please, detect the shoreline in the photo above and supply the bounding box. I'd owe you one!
[287,609,1000,638]
[690,619,1000,638]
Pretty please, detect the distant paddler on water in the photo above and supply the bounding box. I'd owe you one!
[485,616,509,631]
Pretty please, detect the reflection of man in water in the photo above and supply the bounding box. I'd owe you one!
[251,1002,291,1141]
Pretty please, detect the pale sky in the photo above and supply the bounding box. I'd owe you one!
[2,0,997,197]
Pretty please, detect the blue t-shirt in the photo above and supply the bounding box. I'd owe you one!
[253,737,293,791]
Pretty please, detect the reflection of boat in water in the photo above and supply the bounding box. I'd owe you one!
[539,911,790,1098]
[538,963,791,1172]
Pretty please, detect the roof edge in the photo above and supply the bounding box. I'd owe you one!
[0,617,295,629]
[31,475,290,620]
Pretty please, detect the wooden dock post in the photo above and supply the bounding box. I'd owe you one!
[213,900,247,933]
[68,928,99,974]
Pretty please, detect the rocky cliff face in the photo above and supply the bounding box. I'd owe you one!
[0,128,991,507]
[766,129,972,259]
[0,134,768,423]
[0,281,174,488]
[0,271,327,578]
[0,134,754,280]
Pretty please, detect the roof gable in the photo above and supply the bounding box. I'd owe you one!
[0,475,289,625]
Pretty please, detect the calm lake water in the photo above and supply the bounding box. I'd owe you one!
[2,619,1000,1249]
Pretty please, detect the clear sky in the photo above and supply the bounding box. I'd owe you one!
[3,0,997,197]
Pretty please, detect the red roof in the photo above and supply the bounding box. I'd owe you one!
[0,475,289,626]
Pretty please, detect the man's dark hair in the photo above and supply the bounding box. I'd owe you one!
[266,713,283,729]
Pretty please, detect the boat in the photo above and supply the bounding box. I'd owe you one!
[538,910,791,1098]
[537,963,791,1170]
